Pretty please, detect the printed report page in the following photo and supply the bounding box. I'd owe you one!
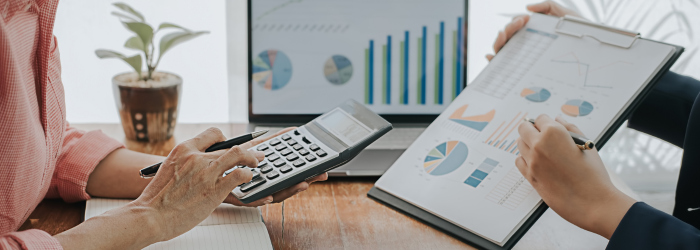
[376,13,674,245]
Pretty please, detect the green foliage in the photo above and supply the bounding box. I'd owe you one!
[95,2,209,80]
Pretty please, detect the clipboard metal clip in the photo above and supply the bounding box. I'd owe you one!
[555,15,641,49]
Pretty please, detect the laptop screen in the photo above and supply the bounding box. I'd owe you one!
[249,0,468,122]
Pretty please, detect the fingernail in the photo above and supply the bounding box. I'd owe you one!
[264,198,273,204]
[254,151,264,157]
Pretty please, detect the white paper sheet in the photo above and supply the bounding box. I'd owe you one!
[375,13,675,245]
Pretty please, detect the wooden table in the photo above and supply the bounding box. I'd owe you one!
[20,123,636,249]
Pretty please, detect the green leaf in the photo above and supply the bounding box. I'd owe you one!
[124,36,145,51]
[111,11,138,22]
[158,31,209,60]
[95,49,142,77]
[123,22,154,48]
[157,22,190,32]
[113,2,144,22]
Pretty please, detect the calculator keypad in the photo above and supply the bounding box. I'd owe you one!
[240,129,332,195]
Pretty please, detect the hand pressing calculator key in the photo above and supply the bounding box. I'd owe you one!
[230,100,392,204]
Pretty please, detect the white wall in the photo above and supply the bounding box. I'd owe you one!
[55,0,230,123]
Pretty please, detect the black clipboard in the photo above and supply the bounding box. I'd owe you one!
[368,15,685,250]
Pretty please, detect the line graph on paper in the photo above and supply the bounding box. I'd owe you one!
[549,52,634,89]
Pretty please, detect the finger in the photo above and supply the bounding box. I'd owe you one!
[220,168,254,191]
[214,146,259,175]
[224,193,273,207]
[516,137,532,158]
[187,127,228,152]
[514,155,529,178]
[271,182,310,203]
[527,1,555,15]
[305,173,328,184]
[555,116,585,136]
[493,31,507,53]
[533,114,556,132]
[517,120,540,146]
[240,127,297,149]
[503,16,525,42]
[486,54,494,61]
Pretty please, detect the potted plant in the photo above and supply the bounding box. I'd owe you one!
[96,2,208,142]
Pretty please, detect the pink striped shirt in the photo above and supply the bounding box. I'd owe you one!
[1,0,124,249]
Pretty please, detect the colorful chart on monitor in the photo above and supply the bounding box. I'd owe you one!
[520,87,551,102]
[561,99,594,117]
[448,105,495,131]
[252,50,292,90]
[423,141,469,176]
[324,55,353,85]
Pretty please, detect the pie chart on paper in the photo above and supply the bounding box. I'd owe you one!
[324,55,353,85]
[252,50,293,90]
[423,141,469,176]
[520,87,551,102]
[561,99,594,117]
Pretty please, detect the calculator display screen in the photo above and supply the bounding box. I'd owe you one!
[318,109,372,145]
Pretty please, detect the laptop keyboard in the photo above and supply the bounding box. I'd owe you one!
[255,126,424,150]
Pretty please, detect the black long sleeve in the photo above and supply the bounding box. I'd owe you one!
[607,202,700,250]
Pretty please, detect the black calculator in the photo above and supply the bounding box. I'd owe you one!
[230,100,392,204]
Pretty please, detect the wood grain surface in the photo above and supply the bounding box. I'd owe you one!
[18,123,627,249]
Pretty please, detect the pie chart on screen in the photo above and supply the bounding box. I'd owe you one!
[324,55,353,85]
[561,99,594,117]
[252,50,293,90]
[520,87,551,102]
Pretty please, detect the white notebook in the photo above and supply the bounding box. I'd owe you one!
[85,198,273,250]
[375,13,676,246]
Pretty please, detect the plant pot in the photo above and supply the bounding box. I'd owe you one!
[113,71,182,142]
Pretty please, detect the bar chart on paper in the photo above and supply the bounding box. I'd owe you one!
[423,141,469,176]
[486,168,535,210]
[483,111,529,155]
[464,158,499,187]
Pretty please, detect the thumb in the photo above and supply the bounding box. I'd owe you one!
[555,116,585,136]
[527,1,569,17]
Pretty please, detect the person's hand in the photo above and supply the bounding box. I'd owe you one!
[131,128,265,241]
[223,127,328,207]
[486,1,582,61]
[515,115,635,239]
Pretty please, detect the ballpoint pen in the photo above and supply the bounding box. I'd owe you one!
[138,130,269,178]
[524,118,595,150]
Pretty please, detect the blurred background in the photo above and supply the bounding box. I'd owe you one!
[55,0,699,212]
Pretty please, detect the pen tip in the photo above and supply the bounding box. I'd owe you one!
[252,130,269,138]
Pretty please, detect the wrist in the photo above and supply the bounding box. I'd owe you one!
[585,188,636,239]
[123,201,166,246]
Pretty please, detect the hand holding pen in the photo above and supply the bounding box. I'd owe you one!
[524,118,594,150]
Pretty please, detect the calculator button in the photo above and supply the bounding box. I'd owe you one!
[298,149,310,156]
[305,155,317,162]
[287,139,298,146]
[275,144,287,151]
[316,149,327,157]
[240,178,267,192]
[280,148,293,156]
[224,168,235,176]
[281,134,291,141]
[294,130,300,136]
[309,144,320,151]
[293,144,303,151]
[280,165,293,173]
[269,139,281,146]
[257,144,269,151]
[263,149,275,156]
[266,171,280,180]
[302,137,311,144]
[293,159,306,167]
[260,165,273,173]
[273,159,286,167]
[258,161,268,168]
[267,154,280,162]
[252,171,261,180]
[286,154,299,161]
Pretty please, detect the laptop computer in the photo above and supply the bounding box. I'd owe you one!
[247,0,468,176]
